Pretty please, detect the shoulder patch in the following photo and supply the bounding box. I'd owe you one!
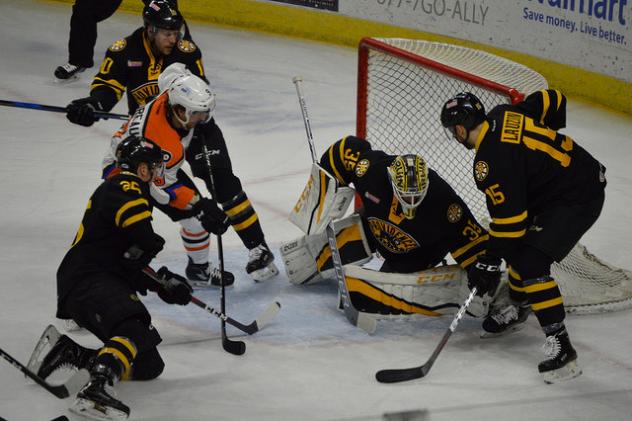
[446,203,463,223]
[109,39,127,52]
[474,161,489,182]
[177,40,197,53]
[355,159,370,177]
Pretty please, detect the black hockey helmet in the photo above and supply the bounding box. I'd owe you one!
[440,92,486,132]
[143,0,184,31]
[116,136,164,175]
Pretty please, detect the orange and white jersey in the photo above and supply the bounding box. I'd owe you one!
[103,91,196,210]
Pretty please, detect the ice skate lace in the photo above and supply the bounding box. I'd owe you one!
[248,245,267,263]
[60,63,79,72]
[210,267,222,280]
[491,305,518,324]
[542,335,562,359]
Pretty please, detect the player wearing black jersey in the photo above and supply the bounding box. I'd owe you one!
[66,0,278,283]
[36,137,193,419]
[320,136,488,274]
[282,136,490,316]
[54,1,181,81]
[441,89,606,383]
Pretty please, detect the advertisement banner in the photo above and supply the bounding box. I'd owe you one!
[269,0,338,11]
[337,1,630,82]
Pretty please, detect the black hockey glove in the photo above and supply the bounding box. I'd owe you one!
[66,96,103,127]
[156,267,193,305]
[467,255,502,297]
[192,198,229,235]
[122,235,165,271]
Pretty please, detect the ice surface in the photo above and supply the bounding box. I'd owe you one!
[0,1,631,420]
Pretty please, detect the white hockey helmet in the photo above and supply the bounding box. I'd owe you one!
[387,154,430,220]
[168,73,215,125]
[158,62,191,93]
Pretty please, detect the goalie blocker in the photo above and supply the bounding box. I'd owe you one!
[289,162,355,235]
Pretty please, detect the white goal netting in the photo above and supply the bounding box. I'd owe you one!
[357,38,632,314]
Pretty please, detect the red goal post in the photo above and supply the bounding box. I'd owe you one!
[356,37,632,314]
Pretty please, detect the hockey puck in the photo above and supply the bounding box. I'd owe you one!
[50,416,69,421]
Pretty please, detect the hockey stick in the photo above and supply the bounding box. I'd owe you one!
[0,347,89,399]
[200,140,246,356]
[292,75,377,334]
[142,267,281,335]
[0,99,128,121]
[375,287,478,383]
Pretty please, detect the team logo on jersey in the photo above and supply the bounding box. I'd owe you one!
[355,159,370,177]
[474,161,489,182]
[131,82,160,106]
[109,39,127,52]
[178,40,197,53]
[446,203,463,223]
[367,217,419,254]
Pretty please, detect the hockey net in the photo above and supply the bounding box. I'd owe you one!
[356,37,632,314]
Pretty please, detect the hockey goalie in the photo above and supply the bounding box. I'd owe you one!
[283,136,522,334]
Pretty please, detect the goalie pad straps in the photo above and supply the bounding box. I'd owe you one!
[289,163,355,235]
[343,265,498,318]
[281,214,372,285]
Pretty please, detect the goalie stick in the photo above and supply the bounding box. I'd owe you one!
[375,287,477,383]
[142,267,281,335]
[0,347,89,399]
[292,75,377,335]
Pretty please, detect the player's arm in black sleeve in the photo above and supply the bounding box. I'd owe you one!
[517,89,567,130]
[318,136,372,186]
[88,40,130,112]
[106,177,164,262]
[177,40,208,84]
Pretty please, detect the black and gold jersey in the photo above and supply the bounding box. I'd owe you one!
[90,27,205,115]
[57,172,161,302]
[320,136,488,272]
[472,89,606,257]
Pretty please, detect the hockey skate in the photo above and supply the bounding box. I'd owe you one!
[246,243,279,282]
[36,333,96,380]
[538,329,582,384]
[54,63,86,82]
[70,363,130,421]
[480,301,531,338]
[186,257,235,288]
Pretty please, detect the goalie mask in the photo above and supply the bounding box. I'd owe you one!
[387,154,429,220]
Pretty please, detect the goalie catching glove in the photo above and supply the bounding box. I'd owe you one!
[192,197,229,235]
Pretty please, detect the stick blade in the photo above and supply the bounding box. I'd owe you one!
[222,338,246,355]
[375,366,425,384]
[255,301,281,331]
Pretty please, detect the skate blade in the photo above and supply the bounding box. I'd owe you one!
[70,397,129,421]
[541,360,582,384]
[190,280,235,289]
[27,324,62,373]
[53,75,81,84]
[479,322,526,339]
[251,262,279,282]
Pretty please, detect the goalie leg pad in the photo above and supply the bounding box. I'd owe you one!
[343,265,492,317]
[281,214,372,285]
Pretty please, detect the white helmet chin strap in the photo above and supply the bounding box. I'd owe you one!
[172,107,191,127]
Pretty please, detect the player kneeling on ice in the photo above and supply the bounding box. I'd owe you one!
[440,90,606,383]
[282,136,517,326]
[31,137,193,420]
